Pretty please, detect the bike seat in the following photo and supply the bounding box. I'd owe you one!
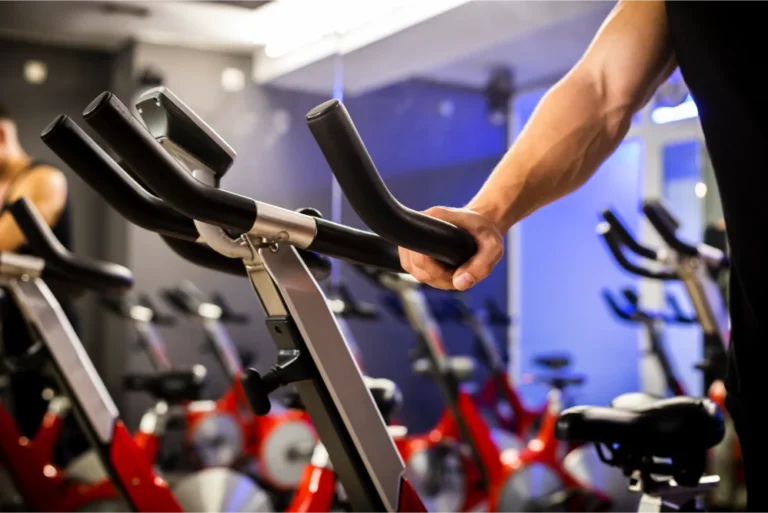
[124,366,207,404]
[364,377,402,424]
[556,396,724,456]
[534,354,571,370]
[412,356,476,382]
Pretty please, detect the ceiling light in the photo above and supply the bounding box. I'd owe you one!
[24,60,47,85]
[221,67,246,92]
[695,182,707,198]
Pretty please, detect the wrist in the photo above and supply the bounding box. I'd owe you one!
[466,199,515,234]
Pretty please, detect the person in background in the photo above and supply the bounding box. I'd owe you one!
[398,2,763,509]
[0,103,85,463]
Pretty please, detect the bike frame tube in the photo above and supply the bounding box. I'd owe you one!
[3,258,182,512]
[246,243,411,512]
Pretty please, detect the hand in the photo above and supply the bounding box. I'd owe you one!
[398,206,504,291]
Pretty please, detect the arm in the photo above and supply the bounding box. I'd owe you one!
[400,0,676,290]
[0,166,68,252]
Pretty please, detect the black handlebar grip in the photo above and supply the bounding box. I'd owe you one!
[40,115,199,241]
[621,287,640,306]
[162,236,247,278]
[82,92,256,234]
[598,223,677,281]
[8,197,134,295]
[600,209,658,260]
[309,218,403,273]
[642,200,698,256]
[306,100,477,268]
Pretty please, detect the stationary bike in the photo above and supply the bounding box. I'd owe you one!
[160,281,316,495]
[598,201,742,510]
[48,88,427,511]
[557,392,725,512]
[312,103,616,510]
[3,196,271,512]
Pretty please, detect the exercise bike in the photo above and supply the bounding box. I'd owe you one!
[602,287,696,397]
[305,100,621,512]
[557,392,725,512]
[2,196,271,512]
[44,88,427,511]
[598,202,743,510]
[160,281,316,495]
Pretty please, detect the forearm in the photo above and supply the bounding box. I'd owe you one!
[469,71,634,231]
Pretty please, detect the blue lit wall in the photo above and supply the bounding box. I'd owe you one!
[515,87,643,408]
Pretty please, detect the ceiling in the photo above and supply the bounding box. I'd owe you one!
[0,0,617,95]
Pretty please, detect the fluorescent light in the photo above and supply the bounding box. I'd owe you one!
[651,95,698,124]
[695,182,707,198]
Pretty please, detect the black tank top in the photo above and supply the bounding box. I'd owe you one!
[666,3,768,400]
[1,160,76,355]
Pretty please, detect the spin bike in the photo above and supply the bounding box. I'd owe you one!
[1,197,271,512]
[43,88,427,512]
[598,202,742,510]
[602,287,696,397]
[308,98,622,512]
[161,281,316,493]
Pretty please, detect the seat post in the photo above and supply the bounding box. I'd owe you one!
[631,472,719,512]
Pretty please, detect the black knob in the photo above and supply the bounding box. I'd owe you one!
[240,367,280,415]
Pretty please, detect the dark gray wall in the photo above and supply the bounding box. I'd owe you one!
[0,38,115,355]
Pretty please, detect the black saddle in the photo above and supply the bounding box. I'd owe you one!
[282,377,402,424]
[556,395,724,457]
[534,354,571,370]
[411,356,476,382]
[123,367,207,404]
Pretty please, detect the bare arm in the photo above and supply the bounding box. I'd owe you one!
[0,166,68,252]
[401,0,677,290]
[470,0,676,229]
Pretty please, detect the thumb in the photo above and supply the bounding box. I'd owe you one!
[452,269,476,291]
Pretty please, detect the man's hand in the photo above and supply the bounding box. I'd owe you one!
[398,206,504,291]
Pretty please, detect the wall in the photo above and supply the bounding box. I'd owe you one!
[514,87,643,408]
[0,37,115,356]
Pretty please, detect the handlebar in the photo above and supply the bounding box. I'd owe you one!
[161,236,247,277]
[600,209,659,260]
[327,282,379,319]
[597,222,677,280]
[641,200,698,257]
[83,92,257,233]
[664,292,697,324]
[8,197,133,294]
[40,115,199,241]
[306,99,477,268]
[79,91,404,273]
[601,289,634,321]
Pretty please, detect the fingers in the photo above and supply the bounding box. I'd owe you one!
[452,230,504,291]
[397,205,504,291]
[399,247,454,290]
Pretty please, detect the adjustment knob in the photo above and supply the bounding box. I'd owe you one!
[240,367,279,415]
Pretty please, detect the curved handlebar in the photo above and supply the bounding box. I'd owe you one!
[664,293,697,324]
[40,115,199,241]
[600,209,659,260]
[306,99,477,268]
[642,200,698,256]
[597,222,677,280]
[8,197,134,294]
[161,236,247,277]
[82,92,257,233]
